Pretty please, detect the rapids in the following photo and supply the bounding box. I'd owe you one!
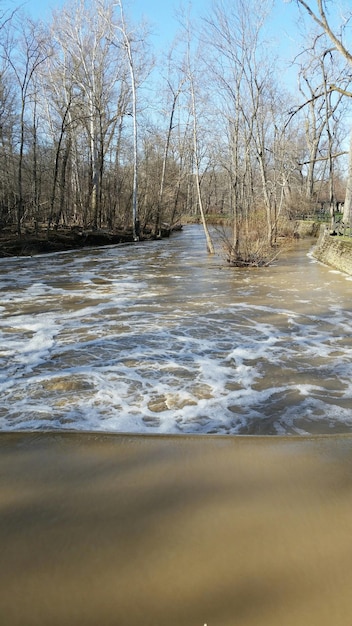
[1,224,352,435]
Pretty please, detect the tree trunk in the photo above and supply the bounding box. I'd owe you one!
[343,128,352,225]
[191,102,214,254]
[117,0,139,240]
[154,89,180,238]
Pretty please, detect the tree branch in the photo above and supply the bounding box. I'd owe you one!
[298,151,348,166]
[296,0,352,66]
[329,84,352,98]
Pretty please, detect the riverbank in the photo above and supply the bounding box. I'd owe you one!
[1,431,352,626]
[0,225,179,257]
[312,225,352,275]
[0,218,319,258]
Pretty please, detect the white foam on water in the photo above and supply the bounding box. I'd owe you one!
[1,227,352,435]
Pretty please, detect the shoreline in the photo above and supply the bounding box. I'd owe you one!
[1,431,352,625]
[0,225,181,258]
[0,219,319,259]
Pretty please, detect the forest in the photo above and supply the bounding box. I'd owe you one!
[0,0,351,261]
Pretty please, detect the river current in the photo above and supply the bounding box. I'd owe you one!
[1,224,352,435]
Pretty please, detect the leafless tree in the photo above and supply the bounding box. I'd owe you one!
[292,0,352,222]
[1,15,51,235]
[179,8,214,254]
[202,0,289,263]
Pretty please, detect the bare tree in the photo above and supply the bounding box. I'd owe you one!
[202,0,288,263]
[153,42,186,237]
[52,0,113,229]
[292,0,352,222]
[99,0,154,240]
[293,33,348,221]
[1,15,51,236]
[113,0,139,239]
[179,9,214,254]
[0,69,17,228]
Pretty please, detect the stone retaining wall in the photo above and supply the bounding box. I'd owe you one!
[312,225,352,275]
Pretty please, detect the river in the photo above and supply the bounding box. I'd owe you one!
[1,224,352,435]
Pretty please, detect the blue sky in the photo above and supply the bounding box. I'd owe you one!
[1,0,315,90]
[4,0,300,52]
[0,0,304,97]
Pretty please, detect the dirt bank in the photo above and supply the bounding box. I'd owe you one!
[0,225,179,257]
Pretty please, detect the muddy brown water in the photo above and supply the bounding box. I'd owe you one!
[1,229,352,624]
[0,225,352,435]
[1,432,352,626]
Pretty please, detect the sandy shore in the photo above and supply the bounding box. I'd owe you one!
[1,432,352,626]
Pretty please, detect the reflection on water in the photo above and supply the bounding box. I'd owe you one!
[0,225,352,435]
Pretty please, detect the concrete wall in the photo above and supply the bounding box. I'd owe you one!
[312,225,352,275]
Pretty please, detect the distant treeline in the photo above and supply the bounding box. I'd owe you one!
[0,0,349,242]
